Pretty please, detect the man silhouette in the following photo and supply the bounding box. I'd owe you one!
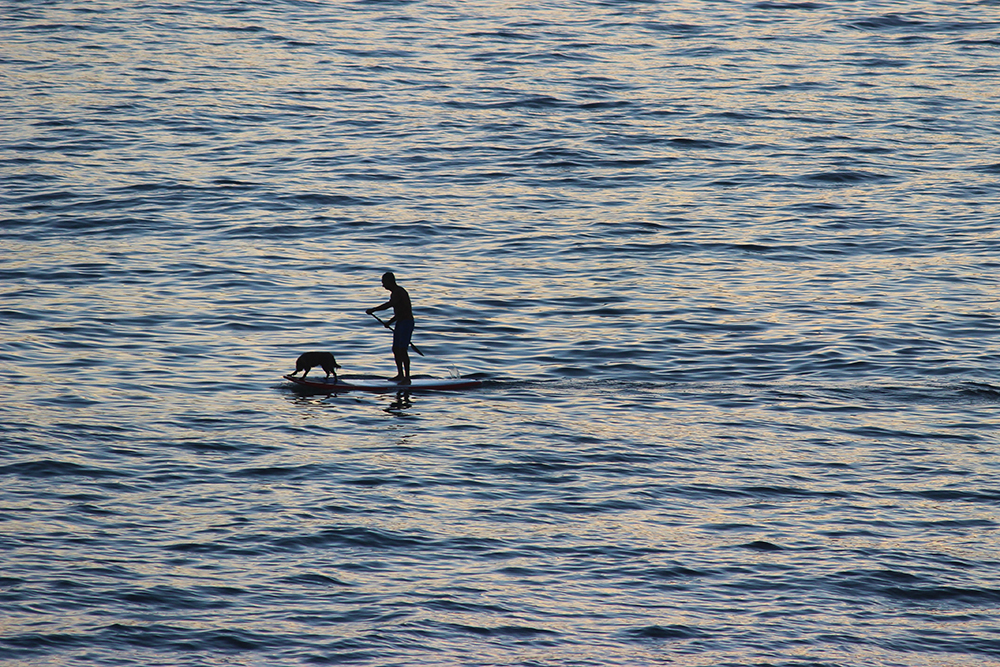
[366,272,414,383]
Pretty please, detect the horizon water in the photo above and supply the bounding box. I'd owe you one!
[2,1,1000,665]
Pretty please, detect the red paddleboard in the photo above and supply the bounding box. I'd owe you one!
[284,374,482,393]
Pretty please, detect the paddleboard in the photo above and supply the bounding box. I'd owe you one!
[284,374,482,393]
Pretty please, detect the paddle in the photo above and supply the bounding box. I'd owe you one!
[370,313,424,356]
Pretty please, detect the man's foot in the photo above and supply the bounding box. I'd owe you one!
[391,375,410,384]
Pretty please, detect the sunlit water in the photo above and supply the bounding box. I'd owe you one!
[2,1,999,665]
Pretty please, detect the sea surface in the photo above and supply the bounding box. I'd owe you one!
[2,1,1000,665]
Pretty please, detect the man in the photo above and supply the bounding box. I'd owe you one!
[366,272,414,383]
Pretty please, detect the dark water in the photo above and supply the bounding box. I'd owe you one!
[3,1,1000,665]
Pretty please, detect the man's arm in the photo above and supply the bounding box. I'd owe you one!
[366,300,394,327]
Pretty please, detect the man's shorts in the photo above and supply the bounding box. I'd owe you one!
[393,318,414,352]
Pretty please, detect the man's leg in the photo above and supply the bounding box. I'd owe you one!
[393,347,405,380]
[392,320,414,381]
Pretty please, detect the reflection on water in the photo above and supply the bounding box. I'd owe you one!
[3,1,1000,665]
[386,390,414,413]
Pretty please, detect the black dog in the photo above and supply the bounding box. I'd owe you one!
[290,351,341,380]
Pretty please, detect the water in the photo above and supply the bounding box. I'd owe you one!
[2,1,999,665]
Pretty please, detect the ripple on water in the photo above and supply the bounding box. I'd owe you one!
[2,1,1000,666]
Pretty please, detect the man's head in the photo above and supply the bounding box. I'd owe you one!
[381,272,397,289]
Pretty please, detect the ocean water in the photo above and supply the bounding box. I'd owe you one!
[2,1,1000,665]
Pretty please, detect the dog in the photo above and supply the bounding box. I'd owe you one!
[290,351,341,380]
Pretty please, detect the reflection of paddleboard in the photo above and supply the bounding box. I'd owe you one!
[283,374,482,393]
